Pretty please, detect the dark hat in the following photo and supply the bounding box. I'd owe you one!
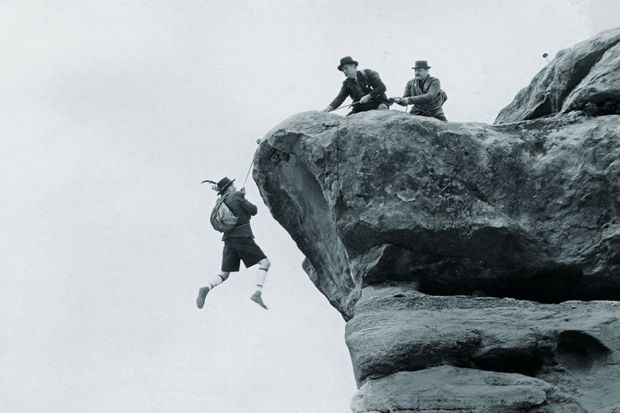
[338,56,359,71]
[216,177,235,194]
[412,60,431,69]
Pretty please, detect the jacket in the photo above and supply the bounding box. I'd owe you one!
[221,191,257,240]
[402,76,445,114]
[329,69,388,109]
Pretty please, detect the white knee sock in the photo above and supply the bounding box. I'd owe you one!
[206,273,227,290]
[255,267,268,292]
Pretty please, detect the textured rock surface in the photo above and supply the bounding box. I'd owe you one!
[495,28,620,123]
[255,110,620,318]
[561,41,620,115]
[348,285,620,412]
[254,109,619,411]
[254,30,620,413]
[352,367,586,413]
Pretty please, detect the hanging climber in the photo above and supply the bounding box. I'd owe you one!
[196,177,271,310]
[324,56,390,115]
[393,60,448,121]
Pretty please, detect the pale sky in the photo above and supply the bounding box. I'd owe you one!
[1,1,618,412]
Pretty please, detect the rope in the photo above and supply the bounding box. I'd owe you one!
[242,158,254,188]
[334,101,360,111]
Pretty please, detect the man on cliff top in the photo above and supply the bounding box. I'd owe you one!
[324,56,390,115]
[393,60,448,121]
[196,177,271,310]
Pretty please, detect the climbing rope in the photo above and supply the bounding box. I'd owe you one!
[333,101,360,111]
[242,158,254,188]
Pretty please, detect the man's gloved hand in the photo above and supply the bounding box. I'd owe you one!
[239,187,246,195]
[359,94,371,104]
[323,105,334,112]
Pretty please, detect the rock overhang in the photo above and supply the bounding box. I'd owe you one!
[254,110,620,319]
[252,28,620,412]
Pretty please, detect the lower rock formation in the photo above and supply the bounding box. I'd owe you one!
[349,285,619,412]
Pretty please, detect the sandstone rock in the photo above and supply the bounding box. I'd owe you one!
[255,110,620,319]
[347,285,620,412]
[495,28,620,123]
[562,41,620,115]
[351,366,586,413]
[253,30,620,413]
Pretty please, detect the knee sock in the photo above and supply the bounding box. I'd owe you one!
[206,273,227,290]
[255,267,268,292]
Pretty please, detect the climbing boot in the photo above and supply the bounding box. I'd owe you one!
[250,291,268,310]
[196,287,210,309]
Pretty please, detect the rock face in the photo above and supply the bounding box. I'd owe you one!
[254,30,620,412]
[348,285,620,412]
[352,366,587,413]
[496,28,620,123]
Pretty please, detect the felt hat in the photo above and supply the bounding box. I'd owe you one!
[412,60,431,69]
[215,177,235,194]
[338,56,359,71]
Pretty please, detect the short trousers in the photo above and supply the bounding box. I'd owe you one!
[221,237,267,272]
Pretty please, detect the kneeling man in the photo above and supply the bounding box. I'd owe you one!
[394,60,447,121]
[324,56,390,115]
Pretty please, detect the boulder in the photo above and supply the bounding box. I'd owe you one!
[562,41,620,115]
[254,110,620,319]
[495,28,620,123]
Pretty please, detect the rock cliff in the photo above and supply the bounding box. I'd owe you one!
[254,29,620,412]
[496,28,620,123]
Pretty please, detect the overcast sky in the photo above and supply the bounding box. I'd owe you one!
[1,1,618,412]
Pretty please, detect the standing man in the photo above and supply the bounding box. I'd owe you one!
[394,60,448,121]
[324,56,390,115]
[196,177,271,310]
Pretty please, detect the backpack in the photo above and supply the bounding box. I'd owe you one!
[210,195,238,233]
[441,89,448,103]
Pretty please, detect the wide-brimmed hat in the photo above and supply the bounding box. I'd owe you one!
[338,56,359,71]
[412,60,431,69]
[215,177,235,194]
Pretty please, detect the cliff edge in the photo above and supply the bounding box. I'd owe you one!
[254,28,620,412]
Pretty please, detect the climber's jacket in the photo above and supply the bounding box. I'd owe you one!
[401,76,446,115]
[221,191,257,241]
[329,69,389,109]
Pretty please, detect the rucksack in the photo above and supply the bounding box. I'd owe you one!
[210,196,238,233]
[441,89,448,103]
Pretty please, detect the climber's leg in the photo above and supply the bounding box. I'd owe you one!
[196,272,230,309]
[255,258,271,293]
[250,258,270,310]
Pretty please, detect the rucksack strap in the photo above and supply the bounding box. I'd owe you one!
[221,193,240,226]
[415,77,431,94]
[413,77,446,102]
[358,69,372,93]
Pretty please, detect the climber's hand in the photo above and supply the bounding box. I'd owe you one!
[359,94,371,104]
[240,187,246,195]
